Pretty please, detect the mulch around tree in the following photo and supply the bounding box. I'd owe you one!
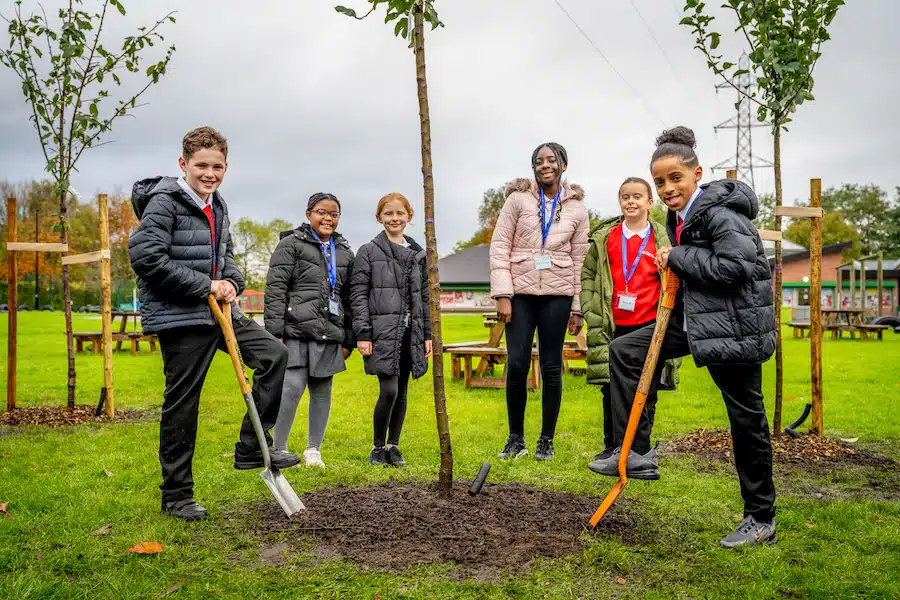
[239,481,644,577]
[0,404,154,427]
[666,429,896,471]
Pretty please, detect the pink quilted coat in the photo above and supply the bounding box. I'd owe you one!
[490,178,590,313]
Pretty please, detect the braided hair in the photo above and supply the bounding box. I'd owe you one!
[306,192,341,213]
[531,142,568,171]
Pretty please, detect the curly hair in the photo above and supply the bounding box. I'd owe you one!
[182,126,228,161]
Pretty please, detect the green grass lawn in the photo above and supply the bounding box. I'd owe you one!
[1,312,899,599]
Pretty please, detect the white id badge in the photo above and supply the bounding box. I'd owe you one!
[328,296,341,316]
[617,292,638,312]
[534,254,552,270]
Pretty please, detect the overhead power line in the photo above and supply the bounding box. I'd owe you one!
[629,0,680,74]
[551,0,666,126]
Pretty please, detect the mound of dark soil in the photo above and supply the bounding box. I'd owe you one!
[244,481,643,575]
[666,429,895,471]
[0,404,153,427]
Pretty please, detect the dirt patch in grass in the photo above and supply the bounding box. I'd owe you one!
[0,405,153,428]
[666,429,896,471]
[238,481,643,578]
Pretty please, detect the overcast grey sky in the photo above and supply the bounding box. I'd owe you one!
[1,0,897,254]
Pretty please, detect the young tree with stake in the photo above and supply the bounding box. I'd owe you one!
[680,0,844,433]
[335,0,453,495]
[0,0,175,408]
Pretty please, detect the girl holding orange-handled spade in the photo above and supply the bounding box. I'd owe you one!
[589,126,777,549]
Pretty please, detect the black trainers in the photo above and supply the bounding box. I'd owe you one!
[234,447,302,470]
[720,515,777,548]
[498,434,528,459]
[588,445,660,480]
[386,446,407,467]
[369,446,390,466]
[535,436,554,461]
[162,498,209,521]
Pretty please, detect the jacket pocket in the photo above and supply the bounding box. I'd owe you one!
[549,254,574,269]
[725,297,744,340]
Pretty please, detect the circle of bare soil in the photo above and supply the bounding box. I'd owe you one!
[666,429,896,472]
[0,404,154,428]
[240,481,643,577]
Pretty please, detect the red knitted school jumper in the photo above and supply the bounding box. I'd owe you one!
[607,223,660,326]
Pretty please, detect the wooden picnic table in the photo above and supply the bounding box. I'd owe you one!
[822,307,865,328]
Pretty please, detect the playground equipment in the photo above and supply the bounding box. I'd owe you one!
[5,195,115,415]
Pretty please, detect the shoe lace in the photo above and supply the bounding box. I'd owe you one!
[537,438,552,454]
[502,436,521,454]
[736,517,757,536]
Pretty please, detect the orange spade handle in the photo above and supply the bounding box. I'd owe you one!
[590,269,680,527]
[208,296,252,395]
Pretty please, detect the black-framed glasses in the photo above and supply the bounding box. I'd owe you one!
[310,209,340,218]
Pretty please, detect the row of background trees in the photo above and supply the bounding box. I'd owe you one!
[453,181,900,261]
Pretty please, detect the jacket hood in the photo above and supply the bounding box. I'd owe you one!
[292,222,350,248]
[504,177,585,203]
[131,176,223,219]
[690,179,759,221]
[589,215,621,242]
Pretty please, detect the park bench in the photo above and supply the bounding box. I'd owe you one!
[856,324,891,341]
[448,346,540,390]
[73,331,158,355]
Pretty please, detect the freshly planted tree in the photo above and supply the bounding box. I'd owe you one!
[0,0,175,408]
[335,0,453,495]
[680,0,843,432]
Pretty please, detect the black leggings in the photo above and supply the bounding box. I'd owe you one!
[374,329,412,447]
[505,294,572,439]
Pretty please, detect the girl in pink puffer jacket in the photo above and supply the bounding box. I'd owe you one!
[490,142,589,461]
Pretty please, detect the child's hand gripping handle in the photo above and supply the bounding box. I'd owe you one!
[589,269,680,527]
[207,296,251,395]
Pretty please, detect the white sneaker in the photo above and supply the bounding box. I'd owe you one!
[303,447,325,468]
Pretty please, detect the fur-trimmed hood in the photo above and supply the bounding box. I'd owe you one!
[504,178,585,203]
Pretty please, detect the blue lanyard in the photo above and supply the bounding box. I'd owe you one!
[310,230,337,294]
[622,226,652,291]
[539,188,561,248]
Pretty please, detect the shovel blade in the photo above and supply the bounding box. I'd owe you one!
[259,468,305,518]
[589,480,628,527]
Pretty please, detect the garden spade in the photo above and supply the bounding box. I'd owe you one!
[208,295,305,518]
[590,269,680,527]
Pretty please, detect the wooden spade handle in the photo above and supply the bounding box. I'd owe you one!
[208,296,252,394]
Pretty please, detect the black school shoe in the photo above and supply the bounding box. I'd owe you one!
[369,446,390,466]
[535,436,554,461]
[233,447,302,470]
[386,446,407,467]
[162,498,209,521]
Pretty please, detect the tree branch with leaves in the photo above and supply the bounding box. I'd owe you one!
[680,0,843,434]
[1,0,176,409]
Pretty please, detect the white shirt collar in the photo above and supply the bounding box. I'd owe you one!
[177,176,211,210]
[622,222,651,240]
[676,186,703,222]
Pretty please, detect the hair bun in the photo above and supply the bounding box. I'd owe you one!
[655,126,696,149]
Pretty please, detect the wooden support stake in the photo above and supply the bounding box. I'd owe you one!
[726,169,737,180]
[6,198,17,411]
[775,206,824,219]
[809,179,823,436]
[5,242,69,253]
[60,249,110,266]
[849,254,856,310]
[98,194,115,416]
[877,251,884,318]
[757,229,783,242]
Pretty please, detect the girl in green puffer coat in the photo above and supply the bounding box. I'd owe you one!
[579,177,680,458]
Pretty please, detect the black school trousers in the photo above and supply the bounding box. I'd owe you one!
[600,320,656,453]
[505,294,572,440]
[155,313,288,504]
[607,319,776,522]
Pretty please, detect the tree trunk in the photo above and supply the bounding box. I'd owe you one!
[773,125,783,434]
[60,188,77,409]
[414,0,453,496]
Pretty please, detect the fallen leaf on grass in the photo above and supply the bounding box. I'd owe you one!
[0,503,8,514]
[90,524,113,536]
[805,523,815,529]
[127,541,164,555]
[2,452,10,457]
[616,577,627,585]
[222,452,235,457]
[582,452,589,458]
[104,469,115,478]
[158,583,181,597]
[839,437,859,443]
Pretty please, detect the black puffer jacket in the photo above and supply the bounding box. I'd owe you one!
[667,179,776,366]
[264,223,355,346]
[128,176,245,333]
[350,232,431,378]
